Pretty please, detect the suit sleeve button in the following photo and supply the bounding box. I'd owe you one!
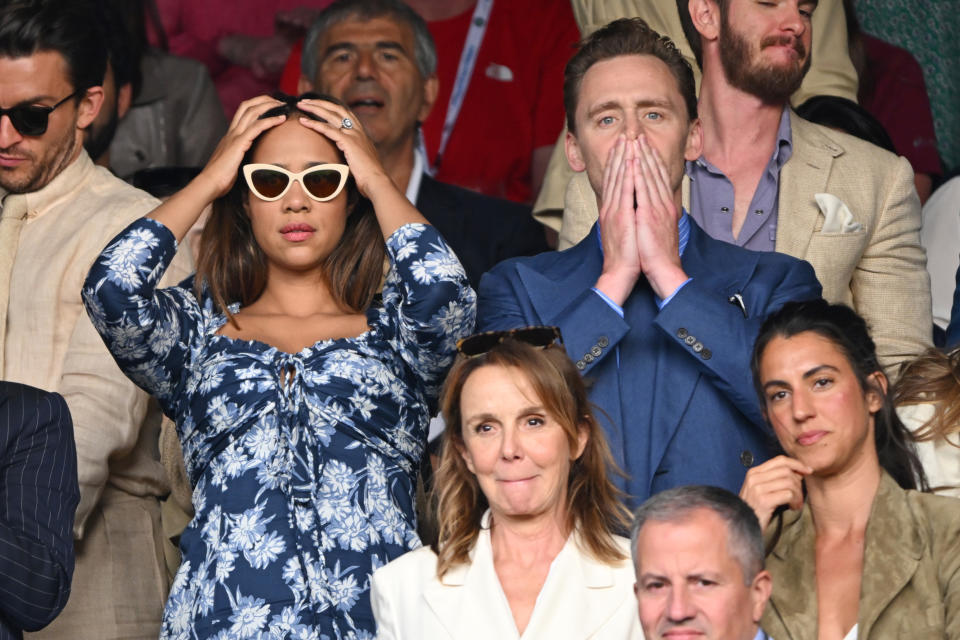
[590,345,602,357]
[677,328,688,339]
[693,342,703,353]
[598,336,609,348]
[684,335,696,346]
[576,360,586,370]
[740,450,754,467]
[701,348,712,360]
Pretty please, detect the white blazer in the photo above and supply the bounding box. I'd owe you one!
[371,518,643,639]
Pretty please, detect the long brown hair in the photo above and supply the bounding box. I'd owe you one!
[432,340,631,578]
[751,299,927,491]
[895,347,960,442]
[194,95,386,319]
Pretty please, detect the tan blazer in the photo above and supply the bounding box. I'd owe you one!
[552,112,931,370]
[762,472,960,639]
[371,523,643,639]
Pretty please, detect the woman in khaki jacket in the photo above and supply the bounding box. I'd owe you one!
[739,299,960,640]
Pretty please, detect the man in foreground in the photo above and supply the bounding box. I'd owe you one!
[631,485,773,640]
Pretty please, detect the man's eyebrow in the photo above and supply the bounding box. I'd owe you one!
[322,40,409,58]
[374,41,408,54]
[6,95,58,107]
[585,100,623,119]
[585,98,673,119]
[633,98,673,110]
[638,572,668,582]
[323,42,357,58]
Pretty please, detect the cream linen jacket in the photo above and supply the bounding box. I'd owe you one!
[533,0,858,223]
[551,112,931,370]
[371,517,643,639]
[762,472,960,639]
[0,151,193,640]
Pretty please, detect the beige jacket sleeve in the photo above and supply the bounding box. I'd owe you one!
[850,156,931,371]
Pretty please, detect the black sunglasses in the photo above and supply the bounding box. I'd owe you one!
[0,91,79,136]
[456,326,563,358]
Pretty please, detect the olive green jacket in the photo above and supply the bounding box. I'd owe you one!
[762,472,960,639]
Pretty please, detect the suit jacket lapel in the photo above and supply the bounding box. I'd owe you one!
[645,223,751,492]
[423,527,520,639]
[516,229,627,476]
[416,175,468,245]
[515,226,604,323]
[524,535,630,638]
[775,111,844,260]
[766,507,819,640]
[857,473,923,638]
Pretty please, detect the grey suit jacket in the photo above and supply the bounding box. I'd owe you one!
[555,111,931,370]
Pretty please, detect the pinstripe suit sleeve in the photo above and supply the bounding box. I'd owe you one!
[0,384,79,633]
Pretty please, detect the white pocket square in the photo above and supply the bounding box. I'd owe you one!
[815,193,863,234]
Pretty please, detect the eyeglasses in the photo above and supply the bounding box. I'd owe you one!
[242,163,350,202]
[456,326,563,358]
[0,91,79,136]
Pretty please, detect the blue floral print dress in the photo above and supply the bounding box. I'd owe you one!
[82,218,476,640]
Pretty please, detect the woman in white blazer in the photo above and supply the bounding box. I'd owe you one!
[371,327,643,639]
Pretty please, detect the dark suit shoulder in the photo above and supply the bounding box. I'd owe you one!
[418,175,531,220]
[0,381,63,410]
[417,175,549,288]
[484,227,596,282]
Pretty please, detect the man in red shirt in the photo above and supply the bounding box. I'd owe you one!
[283,0,581,204]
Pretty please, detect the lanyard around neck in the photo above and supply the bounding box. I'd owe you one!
[424,0,494,175]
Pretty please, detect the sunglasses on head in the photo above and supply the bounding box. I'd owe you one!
[456,326,564,358]
[242,163,350,202]
[0,91,79,136]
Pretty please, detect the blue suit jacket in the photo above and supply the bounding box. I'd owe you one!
[0,382,78,639]
[478,219,822,505]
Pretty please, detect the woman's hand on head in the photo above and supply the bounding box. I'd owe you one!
[196,95,287,201]
[739,455,812,533]
[296,98,395,199]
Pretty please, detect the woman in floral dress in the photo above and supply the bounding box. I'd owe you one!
[83,94,476,639]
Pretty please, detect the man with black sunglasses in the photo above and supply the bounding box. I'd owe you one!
[0,1,192,638]
[478,18,822,507]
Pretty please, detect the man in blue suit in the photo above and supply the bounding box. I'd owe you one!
[0,382,78,639]
[477,18,822,505]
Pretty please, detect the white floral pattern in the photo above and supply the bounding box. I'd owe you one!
[83,218,475,639]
